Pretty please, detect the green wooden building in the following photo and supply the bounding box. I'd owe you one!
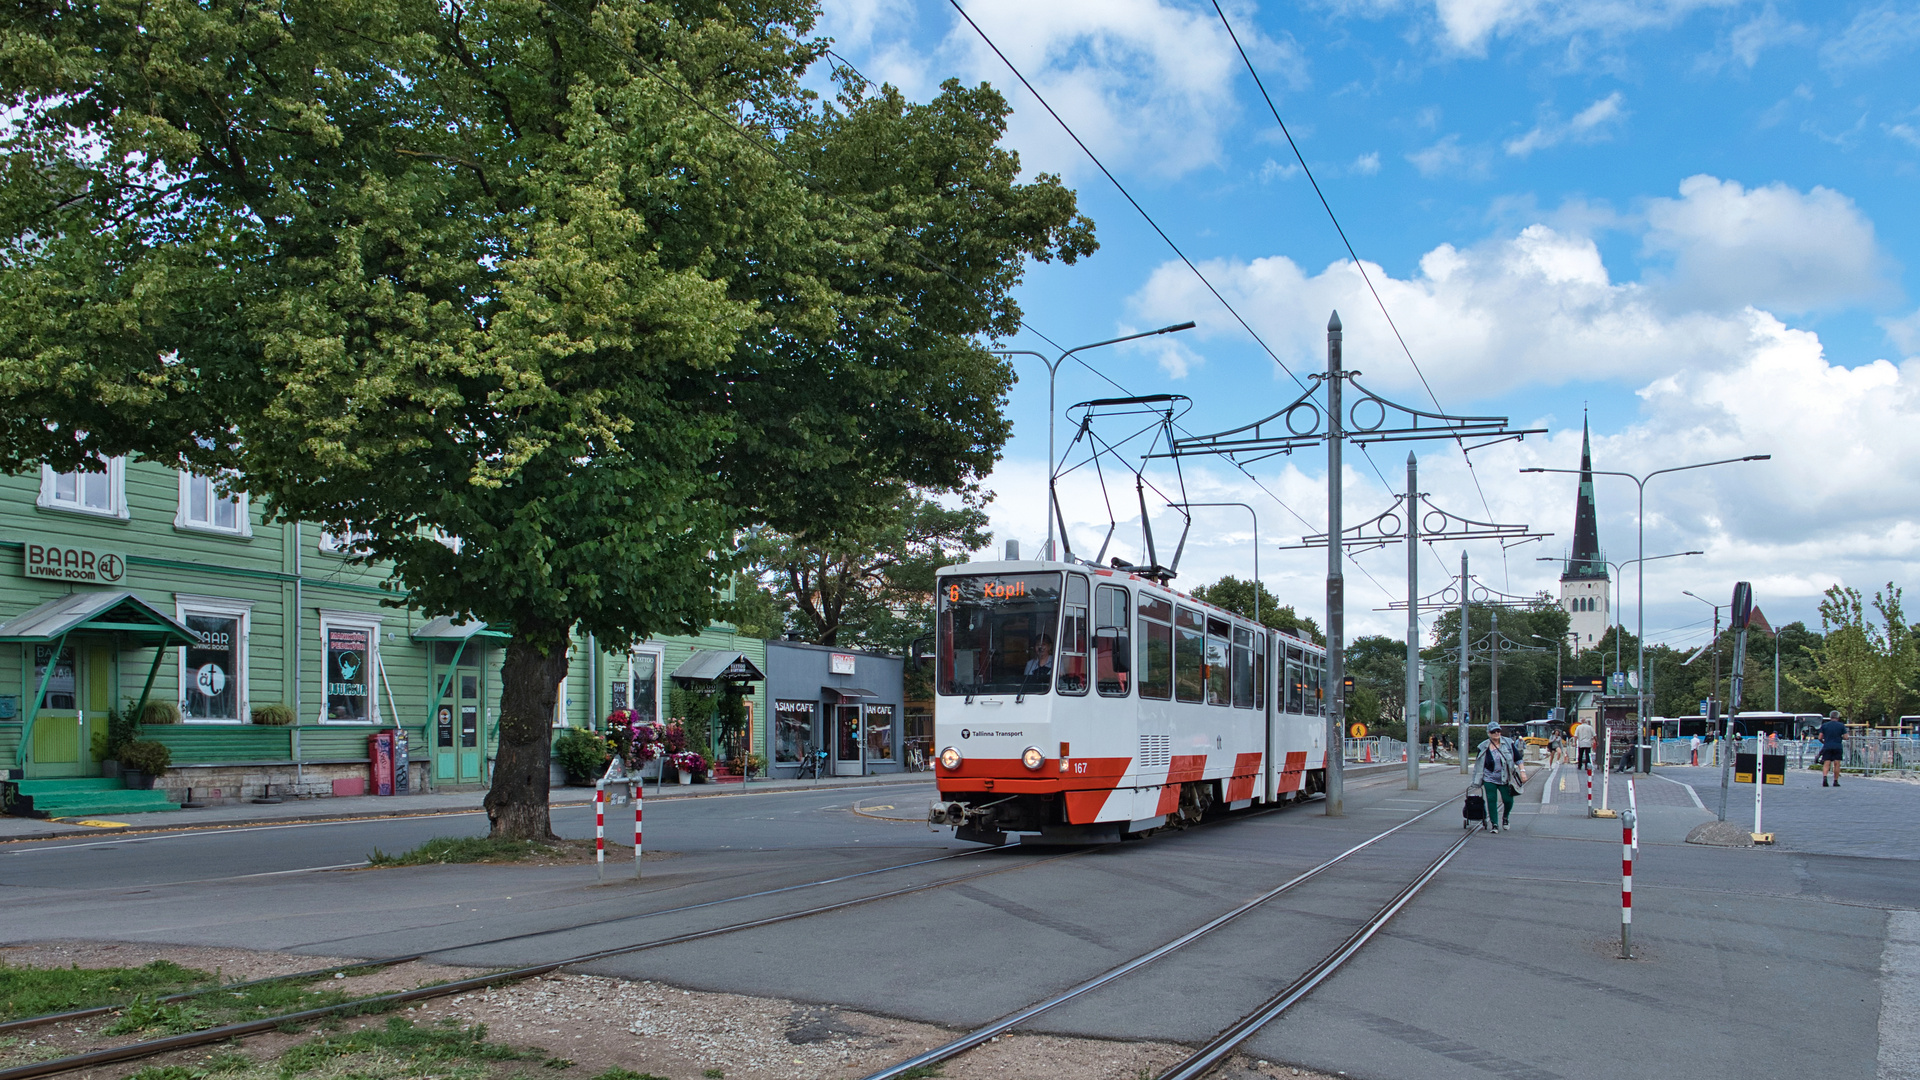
[0,456,765,817]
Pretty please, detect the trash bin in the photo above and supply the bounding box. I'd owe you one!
[1636,744,1654,773]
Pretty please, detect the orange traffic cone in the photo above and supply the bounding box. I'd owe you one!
[1363,743,1373,763]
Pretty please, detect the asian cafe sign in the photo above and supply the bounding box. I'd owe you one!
[24,542,125,585]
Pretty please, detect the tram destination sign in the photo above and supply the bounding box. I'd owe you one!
[25,541,125,584]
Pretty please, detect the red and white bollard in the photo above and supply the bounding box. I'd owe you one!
[633,779,643,879]
[595,781,606,882]
[1620,807,1637,959]
[1585,761,1594,815]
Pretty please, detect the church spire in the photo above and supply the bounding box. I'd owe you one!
[1565,413,1606,580]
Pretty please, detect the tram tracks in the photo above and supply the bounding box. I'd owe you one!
[860,785,1475,1080]
[0,774,1433,1079]
[0,788,1342,1079]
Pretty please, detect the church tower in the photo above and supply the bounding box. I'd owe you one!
[1560,417,1610,650]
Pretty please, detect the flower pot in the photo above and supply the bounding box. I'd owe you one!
[676,768,693,785]
[100,759,122,780]
[123,769,153,790]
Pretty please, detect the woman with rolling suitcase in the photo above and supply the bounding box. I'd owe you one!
[1472,723,1527,833]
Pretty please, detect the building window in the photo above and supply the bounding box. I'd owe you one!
[38,458,128,519]
[320,616,380,722]
[864,703,895,762]
[773,699,813,764]
[33,646,76,710]
[628,649,663,728]
[176,472,250,536]
[177,597,251,722]
[317,525,373,555]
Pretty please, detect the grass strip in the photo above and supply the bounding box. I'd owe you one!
[0,962,212,1024]
[366,836,574,867]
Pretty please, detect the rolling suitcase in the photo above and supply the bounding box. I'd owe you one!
[1462,792,1486,829]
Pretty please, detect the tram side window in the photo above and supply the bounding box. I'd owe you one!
[1232,626,1254,709]
[1311,661,1324,715]
[1058,575,1090,695]
[1175,606,1205,703]
[1286,646,1304,714]
[1138,595,1172,700]
[1095,584,1131,697]
[1205,616,1232,706]
[1253,632,1266,710]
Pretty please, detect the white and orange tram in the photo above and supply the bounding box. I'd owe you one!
[929,558,1331,844]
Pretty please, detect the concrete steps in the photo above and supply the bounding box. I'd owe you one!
[2,777,180,818]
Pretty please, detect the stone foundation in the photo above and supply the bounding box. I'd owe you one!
[161,761,431,804]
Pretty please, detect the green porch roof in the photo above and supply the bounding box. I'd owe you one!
[0,591,195,648]
[411,616,509,642]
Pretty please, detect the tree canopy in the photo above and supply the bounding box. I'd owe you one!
[1190,576,1323,644]
[0,0,1094,836]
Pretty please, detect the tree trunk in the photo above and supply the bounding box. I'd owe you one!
[485,624,571,840]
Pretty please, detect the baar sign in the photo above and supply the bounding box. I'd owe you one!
[25,542,125,584]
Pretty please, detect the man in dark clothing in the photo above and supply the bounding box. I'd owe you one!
[1820,712,1847,787]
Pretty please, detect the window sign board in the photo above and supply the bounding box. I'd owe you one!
[25,542,124,584]
[830,653,857,675]
[326,626,372,721]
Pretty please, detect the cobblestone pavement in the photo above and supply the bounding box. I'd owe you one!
[1654,763,1920,859]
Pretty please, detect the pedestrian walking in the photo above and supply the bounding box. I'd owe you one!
[1574,718,1594,771]
[1429,732,1440,762]
[1547,731,1562,764]
[1689,734,1701,767]
[1820,712,1846,787]
[1472,724,1526,833]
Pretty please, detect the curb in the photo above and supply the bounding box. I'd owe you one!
[9,774,937,841]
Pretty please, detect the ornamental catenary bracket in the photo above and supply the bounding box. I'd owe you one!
[1146,311,1547,815]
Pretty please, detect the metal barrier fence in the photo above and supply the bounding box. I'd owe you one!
[1344,737,1407,763]
[1649,735,1918,775]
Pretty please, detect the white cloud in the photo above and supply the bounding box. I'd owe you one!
[1410,0,1743,55]
[1640,175,1890,314]
[1819,3,1920,70]
[1260,158,1301,183]
[1352,151,1382,175]
[1407,133,1487,177]
[1720,6,1811,69]
[1889,119,1920,148]
[1886,308,1920,356]
[1505,91,1628,156]
[924,0,1306,181]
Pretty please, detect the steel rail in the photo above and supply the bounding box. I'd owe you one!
[858,784,1468,1080]
[1155,825,1476,1080]
[0,847,1090,1080]
[0,782,1376,1073]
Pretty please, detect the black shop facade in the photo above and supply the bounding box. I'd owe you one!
[763,640,905,778]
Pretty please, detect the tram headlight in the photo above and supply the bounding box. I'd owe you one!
[1022,746,1046,771]
[939,746,962,771]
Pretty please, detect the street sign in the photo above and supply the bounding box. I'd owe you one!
[1699,699,1710,716]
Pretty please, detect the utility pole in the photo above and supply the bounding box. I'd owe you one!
[1459,552,1471,774]
[1324,312,1347,817]
[1405,453,1420,791]
[1711,604,1731,820]
[1490,607,1501,732]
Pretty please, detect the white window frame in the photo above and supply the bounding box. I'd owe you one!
[37,457,129,520]
[175,595,254,724]
[174,470,252,537]
[628,644,666,728]
[317,611,384,724]
[317,524,373,556]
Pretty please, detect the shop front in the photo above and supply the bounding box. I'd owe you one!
[0,591,194,779]
[764,641,905,778]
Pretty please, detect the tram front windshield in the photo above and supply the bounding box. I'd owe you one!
[938,572,1063,696]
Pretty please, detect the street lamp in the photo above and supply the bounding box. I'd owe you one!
[1520,455,1769,747]
[993,321,1196,561]
[1165,502,1260,623]
[1538,549,1702,696]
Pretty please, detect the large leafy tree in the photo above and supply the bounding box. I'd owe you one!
[741,487,991,648]
[0,0,1094,837]
[1794,584,1915,723]
[1190,576,1323,644]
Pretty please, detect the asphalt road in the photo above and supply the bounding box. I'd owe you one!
[1,767,1913,1080]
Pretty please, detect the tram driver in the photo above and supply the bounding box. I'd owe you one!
[1023,636,1054,679]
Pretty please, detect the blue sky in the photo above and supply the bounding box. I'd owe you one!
[819,0,1920,651]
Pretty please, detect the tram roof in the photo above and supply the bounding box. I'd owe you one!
[937,558,1323,651]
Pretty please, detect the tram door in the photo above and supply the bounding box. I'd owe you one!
[834,703,864,776]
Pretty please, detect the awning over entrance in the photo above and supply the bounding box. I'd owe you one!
[0,592,195,770]
[823,686,878,702]
[0,591,194,648]
[671,650,765,684]
[410,616,509,643]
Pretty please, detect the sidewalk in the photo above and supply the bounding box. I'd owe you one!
[0,770,938,841]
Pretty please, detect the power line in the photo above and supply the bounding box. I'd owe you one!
[944,0,1307,392]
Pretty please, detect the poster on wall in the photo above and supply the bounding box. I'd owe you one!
[326,626,372,721]
[184,613,239,720]
[773,699,814,763]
